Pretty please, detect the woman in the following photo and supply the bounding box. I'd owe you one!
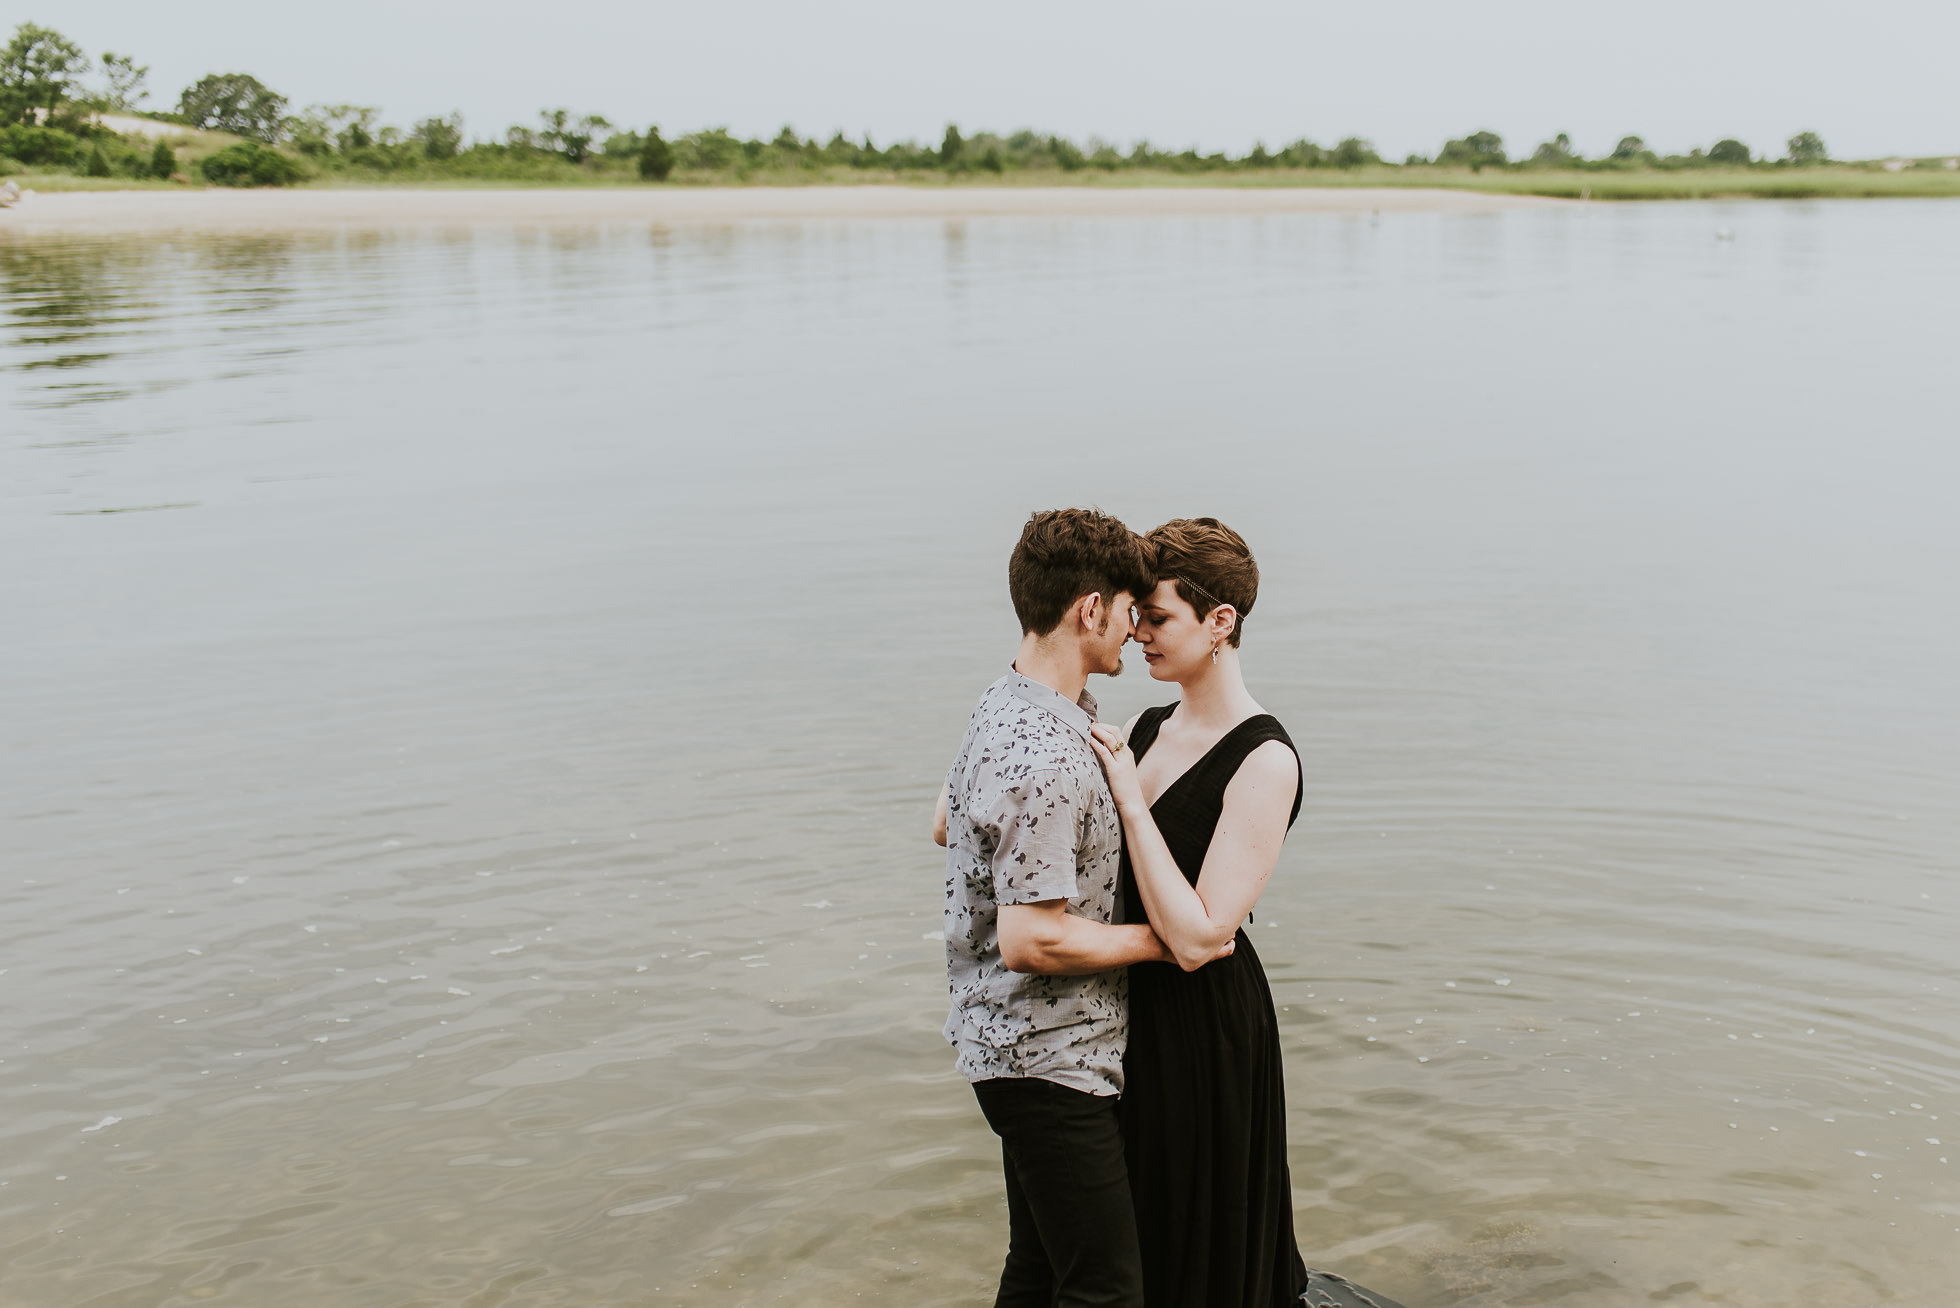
[1087,519,1400,1308]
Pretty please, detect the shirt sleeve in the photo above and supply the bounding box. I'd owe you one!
[976,768,1084,906]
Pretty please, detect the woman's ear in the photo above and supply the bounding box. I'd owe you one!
[1212,605,1238,640]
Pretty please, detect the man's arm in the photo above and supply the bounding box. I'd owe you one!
[998,899,1168,975]
[982,767,1228,975]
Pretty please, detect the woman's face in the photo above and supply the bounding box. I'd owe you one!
[1132,579,1215,682]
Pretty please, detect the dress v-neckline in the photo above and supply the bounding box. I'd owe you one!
[1137,705,1274,811]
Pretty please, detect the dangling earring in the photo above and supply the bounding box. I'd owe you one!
[1211,642,1219,665]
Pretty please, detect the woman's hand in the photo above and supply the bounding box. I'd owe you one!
[1087,723,1147,814]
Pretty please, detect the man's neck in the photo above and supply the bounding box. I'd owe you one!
[1013,633,1088,706]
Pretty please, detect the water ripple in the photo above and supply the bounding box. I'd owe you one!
[3,207,1958,1305]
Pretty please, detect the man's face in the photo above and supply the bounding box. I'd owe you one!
[1091,591,1136,676]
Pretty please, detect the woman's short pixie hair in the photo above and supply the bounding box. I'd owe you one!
[1009,508,1155,637]
[1145,517,1258,647]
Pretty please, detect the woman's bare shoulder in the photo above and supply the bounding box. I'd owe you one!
[1224,737,1301,801]
[1242,735,1298,770]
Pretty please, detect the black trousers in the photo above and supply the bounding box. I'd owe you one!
[972,1076,1146,1308]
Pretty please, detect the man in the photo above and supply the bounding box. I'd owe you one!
[933,508,1224,1308]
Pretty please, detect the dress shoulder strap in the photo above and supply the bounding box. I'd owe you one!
[1126,703,1178,762]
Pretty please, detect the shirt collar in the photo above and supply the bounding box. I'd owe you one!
[1007,665,1098,741]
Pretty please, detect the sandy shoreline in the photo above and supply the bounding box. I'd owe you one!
[0,185,1567,233]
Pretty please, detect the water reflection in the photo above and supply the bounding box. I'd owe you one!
[0,239,161,406]
[0,235,312,416]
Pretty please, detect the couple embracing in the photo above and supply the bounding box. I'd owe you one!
[935,509,1400,1308]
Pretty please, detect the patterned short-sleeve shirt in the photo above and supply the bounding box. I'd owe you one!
[941,669,1127,1097]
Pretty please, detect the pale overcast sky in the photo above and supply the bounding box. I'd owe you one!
[44,0,1960,160]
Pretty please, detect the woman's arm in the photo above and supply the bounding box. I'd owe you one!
[931,784,950,847]
[1087,727,1298,972]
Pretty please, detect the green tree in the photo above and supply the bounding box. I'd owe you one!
[0,121,79,165]
[199,139,304,185]
[979,144,1003,173]
[1438,130,1505,169]
[638,126,673,180]
[99,52,148,110]
[1332,136,1379,168]
[1,22,90,123]
[600,129,644,158]
[536,109,569,152]
[1610,134,1646,160]
[287,104,352,155]
[1708,138,1750,164]
[939,123,963,166]
[1786,131,1826,164]
[1530,132,1578,166]
[537,108,609,163]
[412,113,463,160]
[86,142,110,176]
[179,73,287,142]
[678,127,739,170]
[339,114,374,152]
[150,138,175,177]
[1279,139,1326,167]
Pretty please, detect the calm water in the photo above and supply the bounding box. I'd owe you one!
[3,202,1957,1306]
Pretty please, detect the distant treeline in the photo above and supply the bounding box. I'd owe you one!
[7,21,1953,189]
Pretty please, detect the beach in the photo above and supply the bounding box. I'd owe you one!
[0,184,1568,233]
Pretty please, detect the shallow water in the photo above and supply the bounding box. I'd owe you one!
[3,202,1957,1306]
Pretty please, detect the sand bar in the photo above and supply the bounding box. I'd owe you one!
[0,185,1566,234]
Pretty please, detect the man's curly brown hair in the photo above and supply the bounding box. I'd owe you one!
[1009,508,1155,637]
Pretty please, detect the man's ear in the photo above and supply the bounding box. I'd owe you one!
[1078,591,1104,632]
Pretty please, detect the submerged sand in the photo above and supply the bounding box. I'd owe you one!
[0,185,1566,233]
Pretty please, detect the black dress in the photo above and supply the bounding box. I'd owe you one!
[1119,704,1309,1308]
